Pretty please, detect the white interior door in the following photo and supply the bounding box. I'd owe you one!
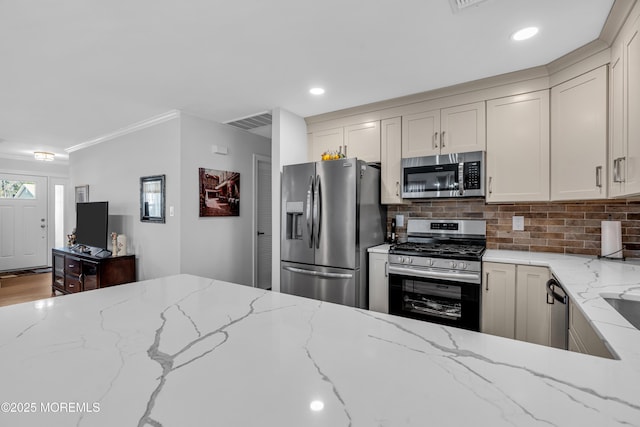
[254,155,272,289]
[0,174,48,271]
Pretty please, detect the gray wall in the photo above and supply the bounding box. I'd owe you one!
[69,118,181,280]
[271,108,308,292]
[179,113,271,285]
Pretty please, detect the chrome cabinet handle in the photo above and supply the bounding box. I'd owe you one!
[433,132,439,149]
[441,131,446,148]
[395,181,400,197]
[613,158,619,183]
[596,166,602,188]
[384,261,388,277]
[488,177,493,195]
[619,157,626,182]
[485,272,489,291]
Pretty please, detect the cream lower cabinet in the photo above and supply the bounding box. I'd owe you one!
[486,90,550,202]
[551,66,607,200]
[380,117,403,204]
[568,299,614,359]
[514,265,551,346]
[368,252,389,313]
[482,262,551,346]
[482,262,516,339]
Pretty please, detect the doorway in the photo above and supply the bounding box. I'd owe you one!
[0,174,48,271]
[253,155,272,289]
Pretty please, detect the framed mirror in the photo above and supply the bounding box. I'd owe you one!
[140,175,166,223]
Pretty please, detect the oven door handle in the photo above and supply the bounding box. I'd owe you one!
[388,265,480,282]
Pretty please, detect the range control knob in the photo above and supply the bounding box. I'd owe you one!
[450,261,457,269]
[427,258,433,266]
[458,262,467,270]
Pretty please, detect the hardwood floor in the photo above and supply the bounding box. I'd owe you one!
[0,273,52,308]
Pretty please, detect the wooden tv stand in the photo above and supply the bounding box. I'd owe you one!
[52,248,136,296]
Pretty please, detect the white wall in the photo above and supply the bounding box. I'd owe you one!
[271,108,308,292]
[179,113,271,285]
[69,118,182,280]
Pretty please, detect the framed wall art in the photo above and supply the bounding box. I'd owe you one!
[75,185,89,203]
[199,168,240,217]
[140,175,166,223]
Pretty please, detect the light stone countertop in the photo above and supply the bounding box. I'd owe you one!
[0,273,639,426]
[367,243,391,254]
[483,250,640,362]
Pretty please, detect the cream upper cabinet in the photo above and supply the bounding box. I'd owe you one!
[610,15,640,196]
[344,121,381,162]
[440,102,486,154]
[481,262,516,339]
[308,121,380,163]
[380,117,403,204]
[610,41,625,197]
[402,109,440,157]
[551,66,607,200]
[402,102,485,158]
[515,265,551,346]
[308,127,344,162]
[486,90,550,203]
[626,17,640,195]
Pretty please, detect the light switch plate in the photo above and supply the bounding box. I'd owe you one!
[396,214,405,228]
[169,206,175,217]
[512,216,524,231]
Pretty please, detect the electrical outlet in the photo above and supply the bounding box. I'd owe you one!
[512,216,524,231]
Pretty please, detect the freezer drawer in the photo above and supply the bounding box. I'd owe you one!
[281,261,362,308]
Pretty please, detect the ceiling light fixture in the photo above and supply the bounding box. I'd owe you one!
[511,26,539,41]
[309,87,325,95]
[34,151,55,161]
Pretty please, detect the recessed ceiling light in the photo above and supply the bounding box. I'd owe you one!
[34,151,55,161]
[309,87,325,95]
[309,400,324,411]
[511,27,539,41]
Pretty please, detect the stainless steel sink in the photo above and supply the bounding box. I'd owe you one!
[604,298,640,330]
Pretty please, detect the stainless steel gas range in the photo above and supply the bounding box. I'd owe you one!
[388,219,486,331]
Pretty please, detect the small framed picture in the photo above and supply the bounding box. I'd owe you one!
[75,185,89,203]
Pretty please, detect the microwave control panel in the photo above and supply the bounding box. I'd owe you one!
[463,161,481,189]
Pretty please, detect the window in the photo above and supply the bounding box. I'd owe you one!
[0,179,36,199]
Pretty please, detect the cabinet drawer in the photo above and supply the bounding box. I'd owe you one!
[65,277,82,293]
[66,257,82,275]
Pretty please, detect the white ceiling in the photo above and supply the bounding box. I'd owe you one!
[0,0,616,163]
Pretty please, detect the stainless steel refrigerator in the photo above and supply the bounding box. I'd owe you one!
[280,158,386,308]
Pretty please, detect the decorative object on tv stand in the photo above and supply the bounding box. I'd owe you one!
[116,234,127,256]
[75,185,89,203]
[198,168,240,217]
[140,175,166,223]
[111,232,118,255]
[67,229,76,246]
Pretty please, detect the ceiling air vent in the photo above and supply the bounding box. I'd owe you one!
[449,0,490,13]
[225,112,272,131]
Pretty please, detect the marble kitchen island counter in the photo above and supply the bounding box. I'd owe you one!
[1,274,639,426]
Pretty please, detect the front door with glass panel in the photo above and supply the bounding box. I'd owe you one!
[0,174,48,271]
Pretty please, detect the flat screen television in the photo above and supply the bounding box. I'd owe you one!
[75,202,109,249]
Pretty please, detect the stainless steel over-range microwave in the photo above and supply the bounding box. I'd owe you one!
[401,151,485,198]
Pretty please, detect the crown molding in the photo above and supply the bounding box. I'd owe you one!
[600,0,637,45]
[65,109,181,153]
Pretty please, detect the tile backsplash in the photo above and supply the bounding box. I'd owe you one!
[387,198,640,258]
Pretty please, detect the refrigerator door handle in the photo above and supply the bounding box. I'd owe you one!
[314,175,322,249]
[306,175,315,249]
[283,266,353,279]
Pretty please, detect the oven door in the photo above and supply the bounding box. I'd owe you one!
[388,269,480,331]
